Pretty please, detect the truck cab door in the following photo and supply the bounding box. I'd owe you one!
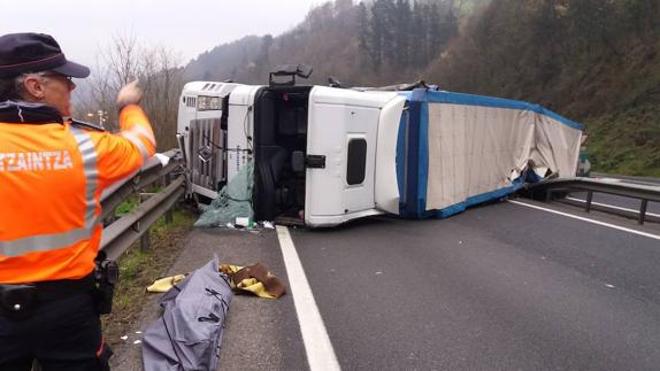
[304,87,392,227]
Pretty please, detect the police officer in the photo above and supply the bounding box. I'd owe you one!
[0,33,156,370]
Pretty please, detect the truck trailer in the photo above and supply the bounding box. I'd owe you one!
[177,71,582,227]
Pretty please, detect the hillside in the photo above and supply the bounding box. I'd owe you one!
[428,0,660,176]
[183,0,660,176]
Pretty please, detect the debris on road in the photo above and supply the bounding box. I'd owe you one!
[220,263,286,299]
[194,161,254,228]
[146,274,188,293]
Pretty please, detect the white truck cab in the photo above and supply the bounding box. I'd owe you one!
[177,81,242,199]
[224,82,405,226]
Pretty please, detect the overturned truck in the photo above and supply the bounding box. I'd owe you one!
[177,67,582,227]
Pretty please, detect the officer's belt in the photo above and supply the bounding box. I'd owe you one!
[1,273,95,302]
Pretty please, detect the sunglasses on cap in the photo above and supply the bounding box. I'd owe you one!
[39,71,74,82]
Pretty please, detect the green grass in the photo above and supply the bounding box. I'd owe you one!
[114,185,165,217]
[586,102,660,177]
[102,208,195,346]
[114,196,139,217]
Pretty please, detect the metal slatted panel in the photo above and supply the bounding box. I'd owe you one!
[189,118,222,191]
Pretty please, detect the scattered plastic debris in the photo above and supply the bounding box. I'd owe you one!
[154,153,171,167]
[133,340,142,345]
[135,331,142,334]
[120,335,128,341]
[235,216,251,228]
[605,284,616,289]
[262,221,274,229]
[375,271,383,275]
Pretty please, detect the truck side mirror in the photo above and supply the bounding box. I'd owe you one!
[296,64,313,79]
[291,151,305,173]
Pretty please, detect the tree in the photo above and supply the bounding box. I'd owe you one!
[439,2,458,49]
[622,0,660,39]
[565,0,619,57]
[77,33,184,150]
[255,34,274,79]
[411,1,429,67]
[358,2,374,63]
[427,2,443,61]
[370,0,387,67]
[380,0,399,65]
[394,0,413,67]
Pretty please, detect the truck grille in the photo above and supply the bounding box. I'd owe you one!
[189,118,223,191]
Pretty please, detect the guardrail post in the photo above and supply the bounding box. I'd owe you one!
[585,191,593,213]
[138,194,151,251]
[165,173,174,225]
[639,199,648,225]
[140,228,151,251]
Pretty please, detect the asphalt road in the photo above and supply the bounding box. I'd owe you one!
[291,199,660,371]
[118,195,660,371]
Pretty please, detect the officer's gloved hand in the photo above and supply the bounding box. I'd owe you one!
[116,79,143,111]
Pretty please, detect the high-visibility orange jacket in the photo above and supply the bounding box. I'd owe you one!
[0,101,156,284]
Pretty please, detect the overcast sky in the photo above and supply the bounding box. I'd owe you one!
[2,0,324,67]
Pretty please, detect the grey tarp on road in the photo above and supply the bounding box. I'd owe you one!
[142,257,233,371]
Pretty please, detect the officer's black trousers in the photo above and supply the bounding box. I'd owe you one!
[0,292,111,371]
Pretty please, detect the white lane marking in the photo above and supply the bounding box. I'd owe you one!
[276,225,341,371]
[566,197,660,218]
[508,200,660,241]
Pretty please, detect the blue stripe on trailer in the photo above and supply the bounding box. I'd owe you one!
[400,100,424,218]
[433,178,526,219]
[396,108,408,210]
[539,107,584,131]
[418,101,430,217]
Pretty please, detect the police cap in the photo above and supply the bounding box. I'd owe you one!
[0,33,90,78]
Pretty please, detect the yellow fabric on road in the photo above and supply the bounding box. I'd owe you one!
[146,274,187,293]
[147,263,286,299]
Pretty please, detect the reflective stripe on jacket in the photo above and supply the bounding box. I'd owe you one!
[0,103,156,284]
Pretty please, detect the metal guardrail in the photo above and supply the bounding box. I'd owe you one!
[591,172,660,186]
[100,149,186,260]
[528,177,660,225]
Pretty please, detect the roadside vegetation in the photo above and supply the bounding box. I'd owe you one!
[102,209,195,348]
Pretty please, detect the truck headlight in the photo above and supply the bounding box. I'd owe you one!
[197,95,221,111]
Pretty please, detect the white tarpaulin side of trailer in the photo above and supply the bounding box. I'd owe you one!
[530,113,582,179]
[425,103,582,212]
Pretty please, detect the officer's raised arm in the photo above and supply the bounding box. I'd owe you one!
[87,79,157,189]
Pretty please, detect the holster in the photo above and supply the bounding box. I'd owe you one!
[0,284,36,320]
[93,251,119,315]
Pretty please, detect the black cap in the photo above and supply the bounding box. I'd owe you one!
[0,33,90,79]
